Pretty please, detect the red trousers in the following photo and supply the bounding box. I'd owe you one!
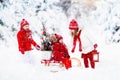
[81,51,95,69]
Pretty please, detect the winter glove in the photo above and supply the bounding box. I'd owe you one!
[65,55,70,58]
[94,44,98,49]
[79,48,82,52]
[71,48,75,53]
[35,45,40,50]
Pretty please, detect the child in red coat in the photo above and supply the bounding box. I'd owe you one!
[51,34,72,69]
[17,19,40,54]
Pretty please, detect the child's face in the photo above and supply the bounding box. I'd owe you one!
[23,25,29,30]
[59,39,63,43]
[50,34,57,42]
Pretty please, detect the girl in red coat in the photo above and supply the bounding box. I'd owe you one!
[50,34,72,69]
[17,19,40,54]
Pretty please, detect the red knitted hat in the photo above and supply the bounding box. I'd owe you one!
[55,34,63,41]
[69,19,78,30]
[20,19,29,30]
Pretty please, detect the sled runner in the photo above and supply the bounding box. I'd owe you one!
[70,57,82,67]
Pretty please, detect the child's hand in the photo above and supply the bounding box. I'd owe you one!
[35,45,40,50]
[94,44,98,49]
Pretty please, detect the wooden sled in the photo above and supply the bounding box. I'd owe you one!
[41,57,82,73]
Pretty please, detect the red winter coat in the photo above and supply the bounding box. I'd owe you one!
[52,42,70,62]
[17,29,37,52]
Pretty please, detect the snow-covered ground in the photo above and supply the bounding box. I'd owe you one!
[0,0,120,80]
[0,41,120,80]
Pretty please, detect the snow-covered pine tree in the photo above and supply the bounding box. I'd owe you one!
[40,22,52,51]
